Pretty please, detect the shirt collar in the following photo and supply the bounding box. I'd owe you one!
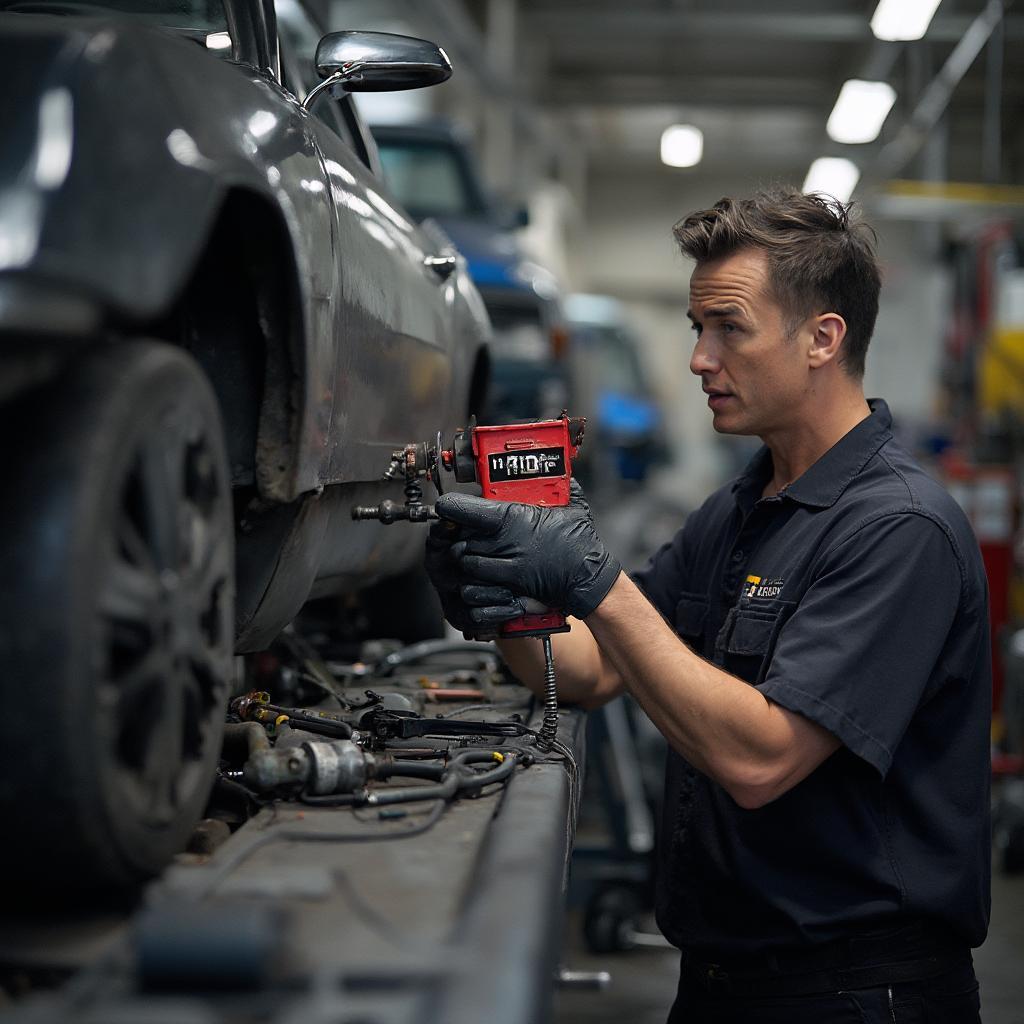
[732,399,894,510]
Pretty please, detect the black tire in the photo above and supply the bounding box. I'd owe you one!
[0,342,234,895]
[583,883,644,954]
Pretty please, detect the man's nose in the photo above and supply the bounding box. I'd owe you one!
[690,336,720,377]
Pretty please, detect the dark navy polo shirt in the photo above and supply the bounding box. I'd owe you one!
[634,399,991,953]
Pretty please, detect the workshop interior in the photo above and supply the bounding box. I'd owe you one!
[0,0,1023,1021]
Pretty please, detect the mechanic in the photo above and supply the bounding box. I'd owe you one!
[425,189,991,1023]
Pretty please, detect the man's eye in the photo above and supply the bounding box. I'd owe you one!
[690,323,702,336]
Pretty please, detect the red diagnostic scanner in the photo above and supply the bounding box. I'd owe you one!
[352,413,586,640]
[440,414,586,639]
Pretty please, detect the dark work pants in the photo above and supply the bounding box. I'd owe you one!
[666,957,982,1023]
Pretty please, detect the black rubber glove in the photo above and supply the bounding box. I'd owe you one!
[434,481,621,621]
[424,521,524,635]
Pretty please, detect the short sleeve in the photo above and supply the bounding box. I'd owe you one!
[759,512,963,778]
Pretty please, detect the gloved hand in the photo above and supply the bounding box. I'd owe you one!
[424,521,524,635]
[434,480,621,621]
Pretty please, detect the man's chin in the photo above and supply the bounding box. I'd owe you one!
[710,412,753,436]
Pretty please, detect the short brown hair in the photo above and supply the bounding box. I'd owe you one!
[673,189,880,377]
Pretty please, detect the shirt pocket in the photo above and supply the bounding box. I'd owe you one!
[718,600,795,684]
[673,592,709,653]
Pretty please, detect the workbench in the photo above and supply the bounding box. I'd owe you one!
[0,644,586,1024]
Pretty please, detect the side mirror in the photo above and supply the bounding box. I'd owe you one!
[303,31,452,112]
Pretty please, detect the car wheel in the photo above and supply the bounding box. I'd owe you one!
[583,883,645,954]
[0,342,234,894]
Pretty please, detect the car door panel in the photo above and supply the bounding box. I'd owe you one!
[310,125,455,482]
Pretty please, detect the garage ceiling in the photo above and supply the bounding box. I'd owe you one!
[515,0,1024,185]
[338,0,1024,197]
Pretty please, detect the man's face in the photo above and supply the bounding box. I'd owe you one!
[687,248,813,437]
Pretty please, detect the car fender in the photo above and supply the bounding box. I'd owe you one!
[0,15,342,501]
[1,18,230,317]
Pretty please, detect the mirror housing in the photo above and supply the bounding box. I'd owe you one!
[303,31,451,111]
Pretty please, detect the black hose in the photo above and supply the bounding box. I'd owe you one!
[383,761,446,781]
[367,751,518,806]
[275,709,353,739]
[284,716,354,740]
[223,721,271,758]
[301,749,519,807]
[379,746,449,759]
[300,792,360,807]
[448,748,502,768]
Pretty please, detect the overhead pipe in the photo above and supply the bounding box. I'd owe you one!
[983,14,1005,183]
[873,0,1007,179]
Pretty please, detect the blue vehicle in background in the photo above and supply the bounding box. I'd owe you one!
[370,120,570,423]
[564,294,668,493]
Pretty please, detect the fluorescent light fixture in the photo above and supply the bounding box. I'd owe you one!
[803,158,860,203]
[827,79,897,144]
[206,31,231,50]
[870,0,942,41]
[660,124,703,168]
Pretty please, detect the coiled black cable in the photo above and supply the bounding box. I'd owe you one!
[538,635,559,751]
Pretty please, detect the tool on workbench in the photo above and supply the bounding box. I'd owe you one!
[230,690,355,739]
[351,414,586,750]
[357,706,530,742]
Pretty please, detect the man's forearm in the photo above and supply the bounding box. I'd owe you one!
[430,480,838,804]
[496,618,624,709]
[585,572,839,806]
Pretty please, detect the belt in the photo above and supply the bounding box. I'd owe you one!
[681,949,971,998]
[680,921,971,998]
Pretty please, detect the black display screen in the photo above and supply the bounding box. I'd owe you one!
[487,448,566,482]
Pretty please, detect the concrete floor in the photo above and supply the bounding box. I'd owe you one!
[555,865,1024,1024]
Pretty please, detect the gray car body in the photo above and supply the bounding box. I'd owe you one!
[0,1,490,649]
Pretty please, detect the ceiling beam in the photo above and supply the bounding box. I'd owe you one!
[542,75,832,109]
[540,73,1024,111]
[522,10,1024,45]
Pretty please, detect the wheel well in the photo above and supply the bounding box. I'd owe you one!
[153,190,302,500]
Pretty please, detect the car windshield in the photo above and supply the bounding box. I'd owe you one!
[0,1,227,31]
[376,139,489,221]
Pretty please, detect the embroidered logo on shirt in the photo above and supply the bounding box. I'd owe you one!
[744,574,785,599]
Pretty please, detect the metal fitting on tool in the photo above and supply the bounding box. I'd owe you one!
[351,441,439,523]
[244,739,385,795]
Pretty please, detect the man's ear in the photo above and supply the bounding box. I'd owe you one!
[807,313,847,369]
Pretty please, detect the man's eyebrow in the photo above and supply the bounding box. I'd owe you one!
[703,304,747,319]
[686,304,747,322]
